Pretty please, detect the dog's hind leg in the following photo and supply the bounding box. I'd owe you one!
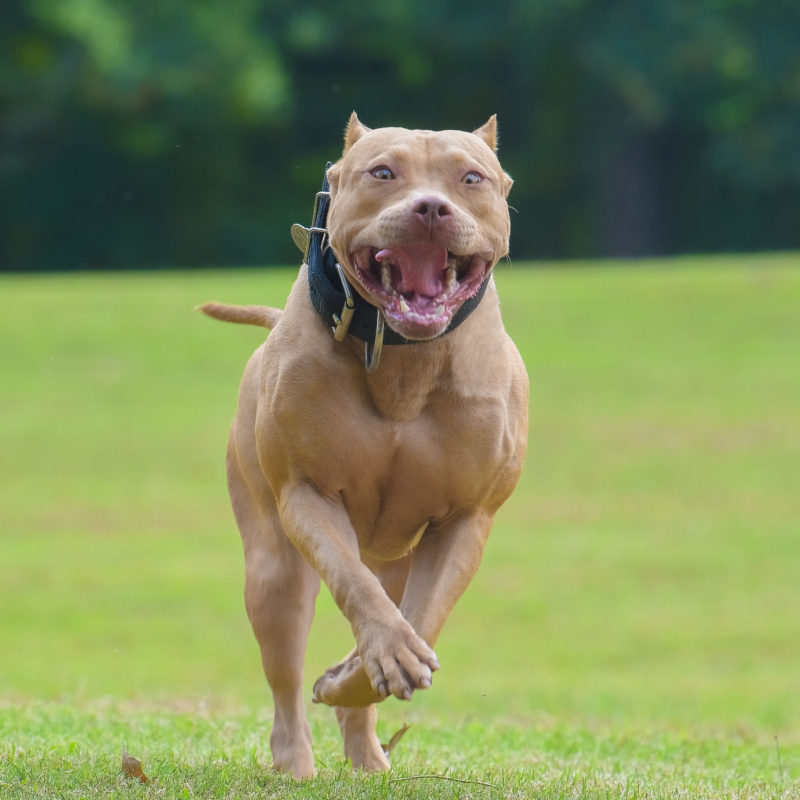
[335,705,388,772]
[227,364,320,779]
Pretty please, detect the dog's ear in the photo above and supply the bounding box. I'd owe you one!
[327,161,341,196]
[329,112,370,196]
[502,171,514,199]
[473,115,498,151]
[343,111,371,153]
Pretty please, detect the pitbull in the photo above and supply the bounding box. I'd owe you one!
[200,113,528,778]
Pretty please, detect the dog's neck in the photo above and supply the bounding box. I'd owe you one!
[336,285,501,423]
[343,334,453,421]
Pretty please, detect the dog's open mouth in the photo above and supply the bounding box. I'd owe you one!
[351,243,490,339]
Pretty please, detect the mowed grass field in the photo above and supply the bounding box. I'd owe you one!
[1,254,799,798]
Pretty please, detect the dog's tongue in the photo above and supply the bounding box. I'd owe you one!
[375,244,449,298]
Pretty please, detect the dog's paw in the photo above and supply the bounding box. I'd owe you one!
[312,657,378,707]
[359,618,440,702]
[312,621,439,707]
[269,721,316,779]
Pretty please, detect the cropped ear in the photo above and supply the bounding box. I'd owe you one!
[502,171,514,198]
[473,115,498,151]
[343,111,371,153]
[326,160,341,196]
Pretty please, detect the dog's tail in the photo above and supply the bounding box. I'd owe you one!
[197,302,282,330]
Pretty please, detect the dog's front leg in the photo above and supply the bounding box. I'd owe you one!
[311,509,493,707]
[279,482,440,703]
[398,509,493,645]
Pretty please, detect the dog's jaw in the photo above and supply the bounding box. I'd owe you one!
[351,244,491,340]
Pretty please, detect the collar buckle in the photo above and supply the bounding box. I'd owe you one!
[330,249,383,371]
[331,262,355,341]
[291,191,332,263]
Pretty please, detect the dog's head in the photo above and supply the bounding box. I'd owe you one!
[326,113,513,341]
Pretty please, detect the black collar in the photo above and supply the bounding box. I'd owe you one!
[292,163,489,371]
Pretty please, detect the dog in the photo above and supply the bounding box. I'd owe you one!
[200,113,528,778]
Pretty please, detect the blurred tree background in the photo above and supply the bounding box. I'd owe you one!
[2,0,799,271]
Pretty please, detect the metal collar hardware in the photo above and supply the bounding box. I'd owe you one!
[331,262,355,342]
[293,181,387,372]
[364,306,384,373]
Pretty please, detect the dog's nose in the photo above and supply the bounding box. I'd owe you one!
[412,195,454,224]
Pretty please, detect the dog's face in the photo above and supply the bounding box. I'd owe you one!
[327,114,513,340]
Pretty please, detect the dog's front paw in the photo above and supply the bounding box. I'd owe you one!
[359,617,440,702]
[312,620,440,707]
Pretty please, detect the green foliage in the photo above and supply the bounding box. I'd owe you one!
[1,1,799,270]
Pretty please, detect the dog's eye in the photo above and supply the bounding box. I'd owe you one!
[371,166,395,180]
[462,171,483,185]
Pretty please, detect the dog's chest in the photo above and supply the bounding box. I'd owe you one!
[261,337,522,561]
[336,400,509,561]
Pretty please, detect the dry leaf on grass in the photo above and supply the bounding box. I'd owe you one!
[122,746,149,783]
[382,723,412,758]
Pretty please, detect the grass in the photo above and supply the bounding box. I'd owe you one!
[1,253,799,797]
[1,704,794,799]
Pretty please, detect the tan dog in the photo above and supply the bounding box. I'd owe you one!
[200,113,528,778]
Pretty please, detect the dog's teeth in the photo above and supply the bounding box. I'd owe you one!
[399,298,410,313]
[435,304,445,316]
[446,266,457,294]
[381,262,393,293]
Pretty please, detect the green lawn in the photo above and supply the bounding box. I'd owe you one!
[1,254,799,797]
